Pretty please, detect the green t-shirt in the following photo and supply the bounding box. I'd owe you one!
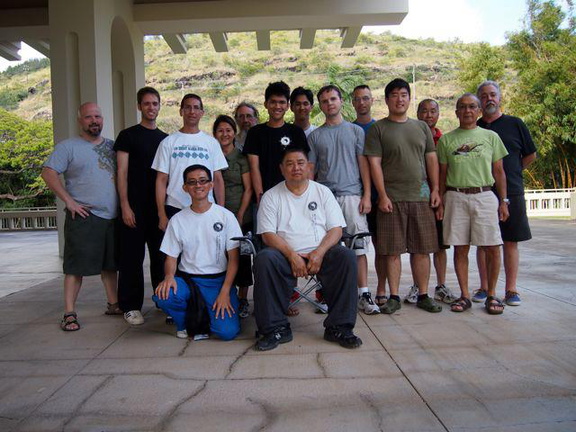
[222,148,252,224]
[364,118,435,202]
[437,127,508,188]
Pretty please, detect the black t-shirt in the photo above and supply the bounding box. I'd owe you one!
[477,115,536,195]
[243,122,309,192]
[114,124,168,211]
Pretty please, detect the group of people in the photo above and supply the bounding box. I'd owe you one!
[41,77,536,351]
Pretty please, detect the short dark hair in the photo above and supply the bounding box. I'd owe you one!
[265,81,290,102]
[317,84,342,101]
[180,93,203,110]
[352,84,371,93]
[281,144,309,163]
[212,114,237,136]
[183,164,212,183]
[385,78,411,99]
[417,99,439,112]
[137,86,160,104]
[290,87,314,105]
[234,101,259,121]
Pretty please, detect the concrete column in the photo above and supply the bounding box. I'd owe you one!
[48,0,144,255]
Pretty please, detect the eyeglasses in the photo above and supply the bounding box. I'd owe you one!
[353,96,372,103]
[457,104,479,111]
[185,178,211,186]
[236,113,255,120]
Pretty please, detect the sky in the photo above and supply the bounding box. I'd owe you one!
[0,0,531,72]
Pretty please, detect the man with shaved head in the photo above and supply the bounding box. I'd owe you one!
[42,102,119,331]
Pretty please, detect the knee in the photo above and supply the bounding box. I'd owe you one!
[213,320,240,341]
[254,248,282,268]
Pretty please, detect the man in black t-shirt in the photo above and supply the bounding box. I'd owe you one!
[475,81,537,307]
[243,81,309,204]
[114,87,168,325]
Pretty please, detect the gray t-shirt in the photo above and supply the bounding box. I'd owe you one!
[44,137,118,219]
[308,121,364,196]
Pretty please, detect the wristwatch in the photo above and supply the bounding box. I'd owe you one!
[501,198,510,204]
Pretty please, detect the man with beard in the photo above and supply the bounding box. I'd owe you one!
[474,81,537,307]
[234,102,259,151]
[115,87,168,326]
[42,102,119,331]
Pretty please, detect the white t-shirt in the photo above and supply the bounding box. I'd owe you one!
[161,204,242,275]
[152,131,228,208]
[304,124,318,138]
[257,181,346,253]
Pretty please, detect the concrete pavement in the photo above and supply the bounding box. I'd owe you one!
[0,219,575,431]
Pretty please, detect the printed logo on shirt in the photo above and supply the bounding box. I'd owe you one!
[213,222,223,232]
[171,145,211,160]
[308,201,318,211]
[280,136,291,147]
[452,142,483,156]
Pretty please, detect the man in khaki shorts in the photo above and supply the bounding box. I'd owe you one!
[365,78,443,315]
[437,93,509,315]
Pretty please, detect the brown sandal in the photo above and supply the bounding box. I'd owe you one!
[61,312,80,331]
[485,296,505,315]
[450,297,472,313]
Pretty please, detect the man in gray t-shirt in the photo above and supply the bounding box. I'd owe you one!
[42,102,120,332]
[308,85,379,316]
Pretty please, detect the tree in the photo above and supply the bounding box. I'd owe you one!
[457,43,507,93]
[506,0,576,189]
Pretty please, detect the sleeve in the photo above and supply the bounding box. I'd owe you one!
[307,130,317,164]
[354,125,365,155]
[225,211,243,251]
[211,139,229,171]
[151,137,171,174]
[323,188,346,230]
[517,119,537,156]
[113,129,131,153]
[43,142,70,174]
[256,189,278,235]
[160,218,182,258]
[437,136,447,164]
[492,134,509,162]
[363,122,382,157]
[242,127,259,156]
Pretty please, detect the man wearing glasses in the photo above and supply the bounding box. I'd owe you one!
[152,93,228,231]
[234,102,259,151]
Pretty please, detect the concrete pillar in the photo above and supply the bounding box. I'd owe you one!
[48,0,144,255]
[570,190,576,220]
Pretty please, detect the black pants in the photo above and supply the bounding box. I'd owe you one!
[253,245,358,335]
[118,210,164,312]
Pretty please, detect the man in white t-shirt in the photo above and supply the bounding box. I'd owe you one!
[153,164,243,340]
[253,146,362,351]
[152,93,228,230]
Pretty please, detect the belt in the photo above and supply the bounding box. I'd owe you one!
[446,186,492,194]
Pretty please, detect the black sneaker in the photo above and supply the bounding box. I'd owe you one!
[255,325,293,351]
[324,325,363,349]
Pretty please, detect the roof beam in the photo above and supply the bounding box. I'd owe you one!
[22,39,50,57]
[209,32,228,52]
[340,26,362,48]
[299,28,316,49]
[256,31,270,51]
[0,41,21,61]
[162,33,187,54]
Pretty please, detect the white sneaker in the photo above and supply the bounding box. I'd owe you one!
[193,333,210,341]
[358,292,381,315]
[124,310,144,325]
[176,329,189,339]
[404,285,419,304]
[434,284,458,304]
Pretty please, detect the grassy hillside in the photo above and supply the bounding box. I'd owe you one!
[0,30,498,134]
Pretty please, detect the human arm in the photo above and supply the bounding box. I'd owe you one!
[155,172,169,231]
[437,163,448,221]
[154,255,178,300]
[522,152,537,169]
[41,167,90,219]
[247,154,264,204]
[357,154,372,214]
[367,156,392,213]
[213,170,225,206]
[262,232,309,277]
[116,151,136,228]
[492,159,509,222]
[303,226,343,275]
[425,151,441,209]
[237,172,253,225]
[212,247,239,319]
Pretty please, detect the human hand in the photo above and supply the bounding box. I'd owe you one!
[122,204,137,228]
[289,252,308,278]
[65,199,90,219]
[377,195,393,213]
[213,291,235,319]
[155,277,177,300]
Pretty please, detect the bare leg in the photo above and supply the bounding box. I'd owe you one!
[357,254,368,288]
[375,254,387,297]
[238,286,249,299]
[482,246,501,298]
[503,241,519,293]
[409,254,418,286]
[433,249,447,286]
[411,253,431,295]
[385,254,401,296]
[476,247,488,292]
[64,274,82,312]
[101,270,118,304]
[454,245,470,298]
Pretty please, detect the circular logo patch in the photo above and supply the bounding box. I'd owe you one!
[308,201,317,211]
[280,136,291,146]
[213,222,223,232]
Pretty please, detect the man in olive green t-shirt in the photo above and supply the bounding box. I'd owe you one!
[364,78,443,315]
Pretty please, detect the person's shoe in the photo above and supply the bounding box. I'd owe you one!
[416,296,443,313]
[314,289,328,314]
[105,302,123,315]
[403,285,418,304]
[358,292,381,315]
[193,333,210,341]
[124,310,144,325]
[324,325,362,349]
[238,299,250,319]
[505,291,522,306]
[176,329,188,339]
[381,297,401,315]
[434,284,458,304]
[165,315,175,325]
[255,325,293,351]
[472,289,488,303]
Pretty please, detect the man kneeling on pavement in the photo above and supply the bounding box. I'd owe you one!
[253,145,362,351]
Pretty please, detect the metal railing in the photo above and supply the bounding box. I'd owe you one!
[525,188,576,219]
[0,207,58,231]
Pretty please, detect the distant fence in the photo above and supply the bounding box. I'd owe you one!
[525,188,576,219]
[0,207,58,231]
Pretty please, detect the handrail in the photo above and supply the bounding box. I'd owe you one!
[0,207,58,231]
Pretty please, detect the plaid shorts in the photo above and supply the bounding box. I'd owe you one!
[376,201,439,255]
